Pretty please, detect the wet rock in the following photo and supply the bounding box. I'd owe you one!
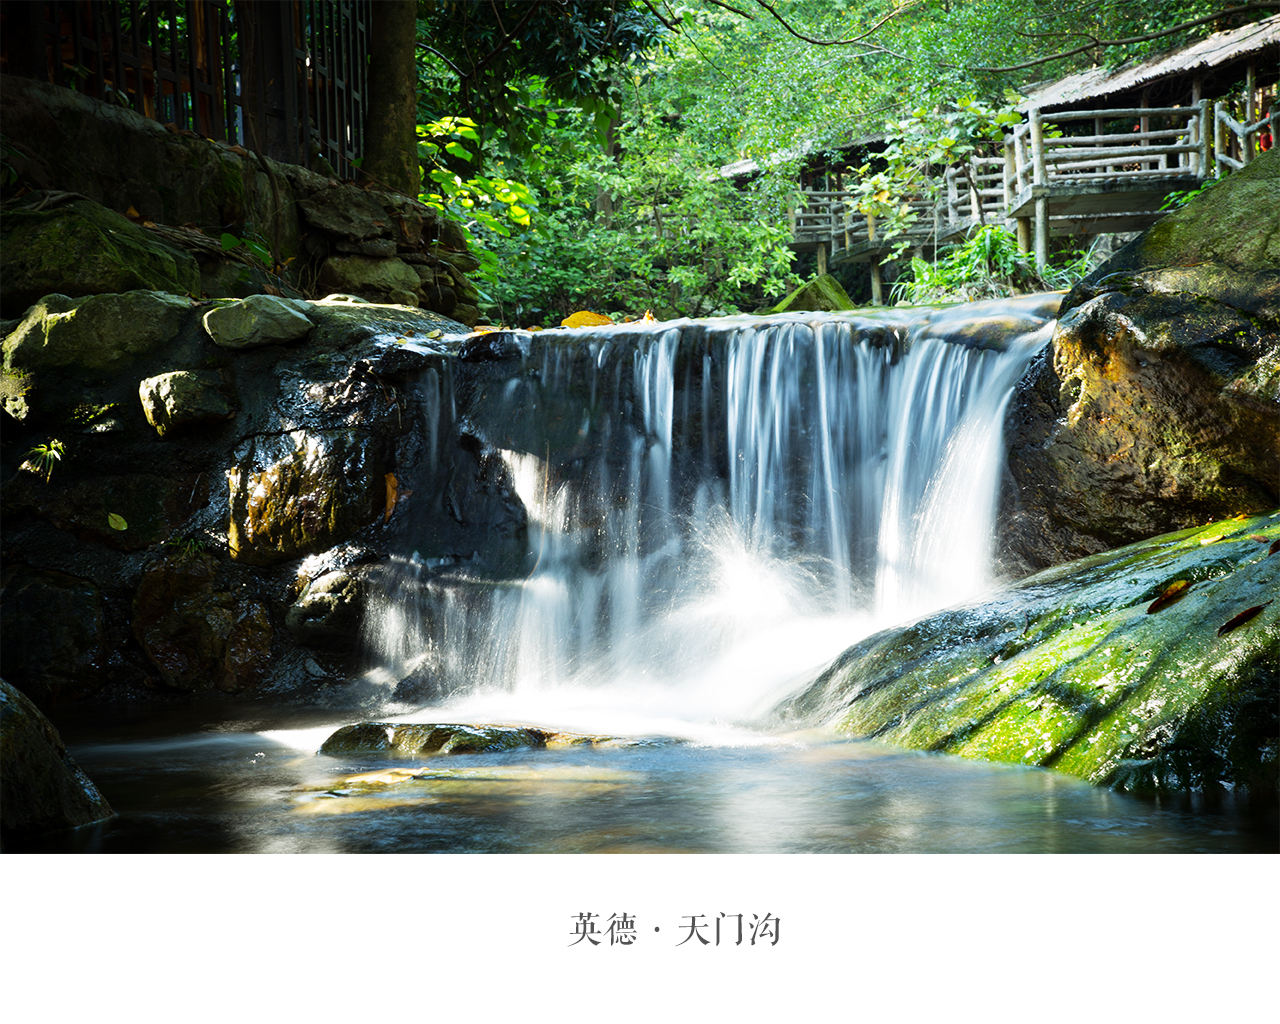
[318,721,673,758]
[138,369,233,436]
[779,514,1280,795]
[286,568,371,649]
[3,289,192,376]
[319,722,394,754]
[1003,152,1280,570]
[0,570,106,706]
[226,430,383,566]
[317,254,420,307]
[202,294,314,350]
[0,195,200,316]
[0,679,113,848]
[131,553,273,693]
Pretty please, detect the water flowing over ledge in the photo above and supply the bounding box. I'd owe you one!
[361,294,1060,737]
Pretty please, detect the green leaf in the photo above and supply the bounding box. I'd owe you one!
[107,512,128,531]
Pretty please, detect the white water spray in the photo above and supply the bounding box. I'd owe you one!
[363,298,1057,737]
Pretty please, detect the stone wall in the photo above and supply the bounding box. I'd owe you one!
[0,75,483,325]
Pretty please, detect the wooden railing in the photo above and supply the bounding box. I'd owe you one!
[1214,102,1277,170]
[783,97,1268,296]
[1008,103,1211,196]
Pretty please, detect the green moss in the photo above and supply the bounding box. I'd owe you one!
[797,513,1280,794]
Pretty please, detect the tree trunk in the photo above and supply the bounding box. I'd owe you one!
[363,0,419,196]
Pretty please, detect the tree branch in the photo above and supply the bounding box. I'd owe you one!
[416,42,466,79]
[749,0,921,50]
[641,0,681,33]
[960,3,1280,74]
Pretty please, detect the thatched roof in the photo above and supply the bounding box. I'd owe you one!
[1020,15,1279,112]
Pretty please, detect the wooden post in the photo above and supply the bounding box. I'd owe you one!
[1003,139,1016,229]
[870,259,883,306]
[1198,98,1210,179]
[1244,61,1257,164]
[1215,101,1227,176]
[817,242,828,277]
[1030,108,1049,273]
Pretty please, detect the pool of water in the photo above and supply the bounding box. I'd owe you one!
[22,704,1277,854]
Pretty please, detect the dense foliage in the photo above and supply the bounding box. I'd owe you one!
[409,0,1276,324]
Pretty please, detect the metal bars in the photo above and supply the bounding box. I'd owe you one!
[0,0,369,178]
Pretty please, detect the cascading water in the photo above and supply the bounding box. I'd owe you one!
[363,295,1058,739]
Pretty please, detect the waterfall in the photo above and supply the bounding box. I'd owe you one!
[363,296,1057,735]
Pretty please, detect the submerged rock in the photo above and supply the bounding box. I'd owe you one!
[0,679,113,848]
[318,721,672,757]
[778,514,1279,794]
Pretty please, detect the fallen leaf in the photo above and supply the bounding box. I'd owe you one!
[384,473,398,522]
[1217,602,1272,636]
[561,311,614,328]
[107,512,128,531]
[1146,580,1189,614]
[125,206,140,219]
[1270,539,1280,556]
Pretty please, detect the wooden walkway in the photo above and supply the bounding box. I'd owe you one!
[790,100,1274,301]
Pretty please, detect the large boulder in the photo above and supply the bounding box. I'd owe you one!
[3,290,192,373]
[0,196,200,317]
[0,678,113,848]
[1002,151,1280,571]
[778,514,1279,795]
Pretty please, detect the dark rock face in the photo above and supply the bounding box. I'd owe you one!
[0,286,528,704]
[0,571,106,705]
[0,679,113,847]
[1001,151,1280,573]
[131,554,273,693]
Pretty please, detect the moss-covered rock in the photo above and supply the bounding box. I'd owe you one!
[317,255,421,307]
[766,273,856,313]
[0,196,200,316]
[0,679,113,848]
[779,514,1279,794]
[4,290,193,374]
[202,294,315,350]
